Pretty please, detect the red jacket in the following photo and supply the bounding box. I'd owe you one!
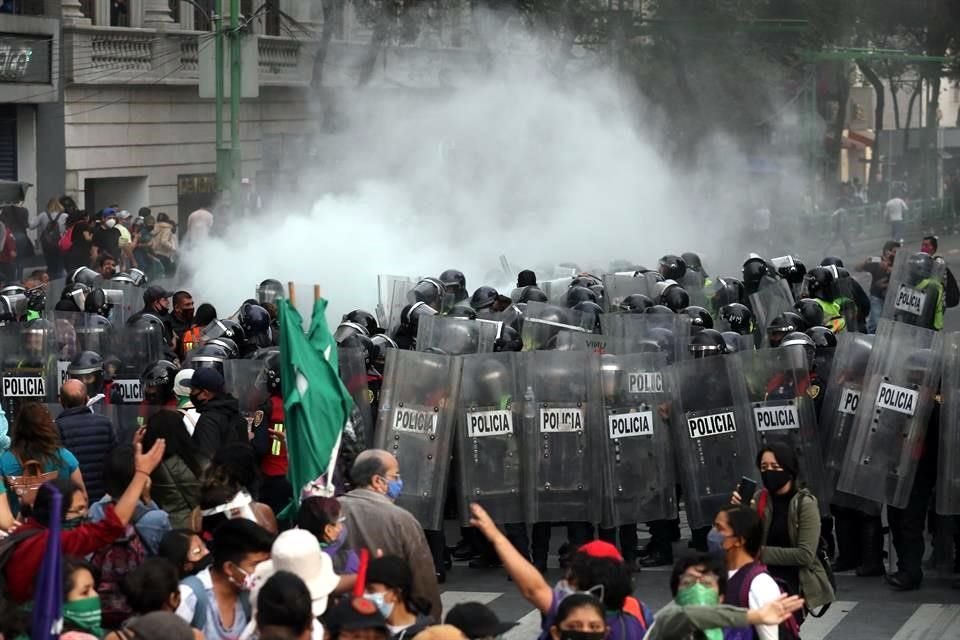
[5,504,125,603]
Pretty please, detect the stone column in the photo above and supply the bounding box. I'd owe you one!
[143,0,175,28]
[62,0,92,25]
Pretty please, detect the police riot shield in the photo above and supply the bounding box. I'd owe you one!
[523,350,602,523]
[602,273,659,312]
[377,275,418,333]
[0,324,57,421]
[817,333,879,512]
[736,347,828,512]
[881,251,946,329]
[599,352,677,527]
[456,352,525,525]
[337,347,375,448]
[680,270,709,309]
[223,359,269,441]
[107,280,142,326]
[416,316,498,355]
[749,279,795,347]
[539,277,574,304]
[837,319,943,508]
[666,355,757,529]
[937,332,960,515]
[520,302,592,352]
[105,325,165,437]
[599,313,690,362]
[374,349,462,529]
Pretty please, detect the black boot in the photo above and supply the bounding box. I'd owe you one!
[832,507,861,572]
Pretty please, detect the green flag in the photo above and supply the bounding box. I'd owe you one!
[278,298,354,517]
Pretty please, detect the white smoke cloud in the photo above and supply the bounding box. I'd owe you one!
[182,18,801,323]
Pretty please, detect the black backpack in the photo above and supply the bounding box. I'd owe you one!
[39,213,64,255]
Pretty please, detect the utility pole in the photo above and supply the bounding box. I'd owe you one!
[214,0,243,207]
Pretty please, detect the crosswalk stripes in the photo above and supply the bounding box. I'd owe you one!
[799,601,857,639]
[439,591,960,639]
[890,604,960,640]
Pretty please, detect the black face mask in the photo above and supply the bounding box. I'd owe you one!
[559,631,605,640]
[190,393,206,408]
[187,554,213,575]
[762,469,793,493]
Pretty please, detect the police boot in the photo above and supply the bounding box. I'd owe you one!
[857,516,886,577]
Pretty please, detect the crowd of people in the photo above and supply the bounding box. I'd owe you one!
[0,185,957,639]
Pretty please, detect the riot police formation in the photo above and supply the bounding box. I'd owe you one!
[0,243,957,611]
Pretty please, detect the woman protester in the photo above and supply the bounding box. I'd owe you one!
[731,442,835,619]
[298,495,361,574]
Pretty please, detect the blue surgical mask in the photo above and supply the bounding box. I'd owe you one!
[364,591,395,619]
[386,478,404,500]
[707,528,728,553]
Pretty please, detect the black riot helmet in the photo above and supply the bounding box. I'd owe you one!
[645,304,674,316]
[202,318,246,345]
[340,333,374,368]
[571,274,602,289]
[239,303,271,338]
[439,269,468,303]
[720,331,747,354]
[806,326,838,349]
[681,252,705,275]
[804,266,835,300]
[820,256,844,268]
[517,286,549,304]
[766,312,801,348]
[140,359,179,405]
[334,320,368,344]
[719,302,753,335]
[263,350,281,394]
[680,306,713,333]
[780,331,816,371]
[494,324,522,352]
[742,257,770,293]
[399,301,437,335]
[795,298,825,329]
[68,266,100,288]
[658,255,687,281]
[76,314,113,353]
[342,310,379,337]
[60,283,91,312]
[658,282,690,313]
[573,301,604,333]
[68,350,105,397]
[370,333,398,373]
[711,278,746,310]
[409,277,447,310]
[206,337,240,360]
[257,279,285,305]
[619,294,655,313]
[470,286,499,311]
[772,255,807,286]
[688,328,726,359]
[84,288,111,317]
[186,344,227,374]
[565,286,598,308]
[448,303,478,320]
[0,292,27,322]
[906,252,935,284]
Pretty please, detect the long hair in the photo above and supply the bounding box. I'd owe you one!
[45,197,64,215]
[143,409,206,478]
[12,403,62,468]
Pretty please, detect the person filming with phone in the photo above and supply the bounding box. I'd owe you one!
[730,443,835,630]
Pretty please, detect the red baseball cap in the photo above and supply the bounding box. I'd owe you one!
[578,540,624,562]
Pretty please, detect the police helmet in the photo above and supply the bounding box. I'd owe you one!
[659,255,687,281]
[795,298,825,329]
[619,294,655,314]
[688,328,726,358]
[680,306,713,332]
[257,279,285,305]
[719,303,753,335]
[470,286,499,311]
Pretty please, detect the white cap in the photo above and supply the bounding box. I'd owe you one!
[117,209,132,219]
[174,369,194,397]
[254,530,339,617]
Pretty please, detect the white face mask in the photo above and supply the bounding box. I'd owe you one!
[105,219,116,228]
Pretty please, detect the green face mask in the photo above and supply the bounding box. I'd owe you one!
[64,595,103,638]
[675,584,722,640]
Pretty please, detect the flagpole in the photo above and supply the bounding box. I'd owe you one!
[287,281,296,306]
[313,284,321,303]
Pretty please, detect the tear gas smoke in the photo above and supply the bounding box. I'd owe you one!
[182,23,804,322]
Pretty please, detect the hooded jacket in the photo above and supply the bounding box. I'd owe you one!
[191,393,248,459]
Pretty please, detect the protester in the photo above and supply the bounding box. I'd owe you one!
[919,234,960,309]
[251,571,315,640]
[339,450,443,619]
[885,194,908,240]
[97,253,119,280]
[189,368,250,458]
[143,409,205,528]
[33,195,68,277]
[444,602,516,640]
[323,596,390,640]
[94,209,123,266]
[55,379,117,502]
[3,436,166,603]
[365,555,434,639]
[63,209,95,273]
[159,528,212,579]
[297,495,361,574]
[857,240,900,333]
[0,402,86,516]
[61,558,104,639]
[105,557,186,640]
[151,212,179,276]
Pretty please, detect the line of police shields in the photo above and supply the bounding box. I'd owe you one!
[881,250,946,329]
[749,277,795,348]
[601,273,661,312]
[836,319,943,508]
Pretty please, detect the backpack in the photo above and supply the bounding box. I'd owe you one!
[89,509,148,629]
[4,458,60,509]
[731,562,801,640]
[58,223,76,254]
[0,527,44,593]
[182,573,251,630]
[39,213,64,255]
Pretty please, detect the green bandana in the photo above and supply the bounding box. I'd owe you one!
[675,584,723,640]
[63,595,104,638]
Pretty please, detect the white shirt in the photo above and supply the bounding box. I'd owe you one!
[885,198,908,222]
[728,567,781,640]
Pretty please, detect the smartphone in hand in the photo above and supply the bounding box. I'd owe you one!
[737,476,758,504]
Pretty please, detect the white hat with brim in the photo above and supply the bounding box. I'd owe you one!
[254,529,340,617]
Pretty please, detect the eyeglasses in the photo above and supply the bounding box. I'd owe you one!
[677,574,719,589]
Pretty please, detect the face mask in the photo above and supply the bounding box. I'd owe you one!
[105,218,116,228]
[386,478,403,500]
[189,554,213,575]
[181,308,195,322]
[706,528,728,554]
[364,591,395,619]
[64,595,104,637]
[675,584,722,640]
[191,393,206,409]
[322,523,348,548]
[63,516,88,530]
[761,469,792,493]
[559,632,605,640]
[230,565,257,591]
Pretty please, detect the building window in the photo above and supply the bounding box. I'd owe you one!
[111,0,130,26]
[194,0,214,31]
[0,0,45,15]
[0,106,17,182]
[264,0,280,36]
[80,0,95,21]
